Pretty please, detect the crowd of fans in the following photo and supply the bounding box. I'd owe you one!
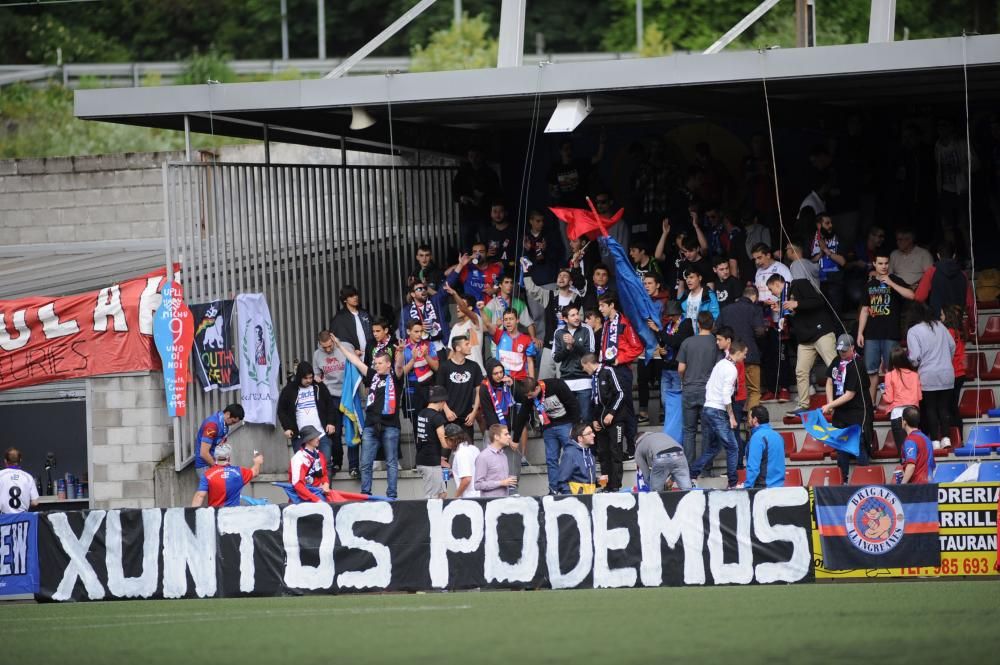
[203,122,989,500]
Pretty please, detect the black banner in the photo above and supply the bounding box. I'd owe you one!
[37,489,814,602]
[190,300,239,392]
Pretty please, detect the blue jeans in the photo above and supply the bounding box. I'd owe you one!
[360,425,400,498]
[542,422,573,492]
[862,338,898,375]
[690,407,739,486]
[317,435,333,469]
[660,370,683,444]
[574,390,592,424]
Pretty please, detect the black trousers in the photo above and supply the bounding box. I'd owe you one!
[595,422,624,491]
[636,358,662,412]
[761,328,793,394]
[921,388,952,442]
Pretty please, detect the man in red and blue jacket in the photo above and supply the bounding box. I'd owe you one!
[191,443,263,507]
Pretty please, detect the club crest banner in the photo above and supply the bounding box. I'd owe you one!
[190,300,239,393]
[236,293,279,424]
[814,484,940,570]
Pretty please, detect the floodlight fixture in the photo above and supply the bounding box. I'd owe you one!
[544,97,592,133]
[350,106,376,130]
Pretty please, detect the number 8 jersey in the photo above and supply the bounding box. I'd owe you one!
[0,466,39,514]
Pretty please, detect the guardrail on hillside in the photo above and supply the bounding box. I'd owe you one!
[0,52,639,89]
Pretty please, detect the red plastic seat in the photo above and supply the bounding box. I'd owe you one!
[967,352,990,380]
[809,394,828,409]
[978,316,1000,344]
[849,465,887,485]
[873,405,890,422]
[780,432,797,457]
[873,430,900,460]
[806,466,843,487]
[984,353,1000,381]
[959,388,996,418]
[789,434,826,461]
[784,468,804,486]
[977,299,1000,310]
[737,469,747,484]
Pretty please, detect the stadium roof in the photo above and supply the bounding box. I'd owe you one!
[74,34,1000,156]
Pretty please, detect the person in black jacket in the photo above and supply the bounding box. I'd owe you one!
[766,273,838,413]
[652,300,694,443]
[581,353,631,492]
[716,286,767,409]
[329,285,374,358]
[512,376,580,495]
[277,361,338,470]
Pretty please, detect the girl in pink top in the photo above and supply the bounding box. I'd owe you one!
[884,347,922,458]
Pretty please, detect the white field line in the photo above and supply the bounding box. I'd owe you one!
[2,604,472,633]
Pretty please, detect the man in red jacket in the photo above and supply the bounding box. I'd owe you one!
[598,295,643,366]
[288,425,330,502]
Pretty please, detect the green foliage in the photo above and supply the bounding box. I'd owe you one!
[0,10,129,64]
[639,23,673,57]
[410,15,498,73]
[0,83,246,159]
[177,51,237,86]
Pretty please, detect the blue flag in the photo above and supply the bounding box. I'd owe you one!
[800,409,861,457]
[598,235,658,361]
[0,513,39,596]
[340,361,366,447]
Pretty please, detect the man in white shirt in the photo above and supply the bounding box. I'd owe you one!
[445,424,480,498]
[751,242,793,402]
[0,448,39,514]
[889,228,934,288]
[689,340,748,489]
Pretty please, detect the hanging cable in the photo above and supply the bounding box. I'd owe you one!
[759,47,873,463]
[961,33,985,460]
[512,62,547,307]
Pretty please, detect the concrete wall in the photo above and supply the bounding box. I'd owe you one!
[0,152,181,246]
[87,372,172,509]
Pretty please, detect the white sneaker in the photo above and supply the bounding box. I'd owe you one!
[941,437,952,449]
[932,440,941,450]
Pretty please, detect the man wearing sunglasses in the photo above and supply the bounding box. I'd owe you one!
[398,280,450,353]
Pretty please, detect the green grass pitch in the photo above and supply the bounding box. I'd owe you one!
[3,581,997,664]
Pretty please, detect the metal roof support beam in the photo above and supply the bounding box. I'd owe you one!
[704,0,782,54]
[324,0,438,79]
[497,0,526,67]
[868,0,896,43]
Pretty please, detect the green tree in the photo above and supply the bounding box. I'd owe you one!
[410,14,498,73]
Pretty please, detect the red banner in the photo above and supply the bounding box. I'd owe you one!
[0,270,169,391]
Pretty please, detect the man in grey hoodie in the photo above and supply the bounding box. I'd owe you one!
[313,330,357,476]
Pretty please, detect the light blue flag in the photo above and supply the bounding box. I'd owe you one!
[340,361,366,447]
[800,408,861,456]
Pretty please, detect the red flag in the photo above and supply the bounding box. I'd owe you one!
[549,199,623,240]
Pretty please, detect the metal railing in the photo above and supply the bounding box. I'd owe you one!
[163,161,458,470]
[0,52,639,89]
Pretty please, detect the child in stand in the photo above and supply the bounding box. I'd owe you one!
[883,347,922,459]
[942,304,967,446]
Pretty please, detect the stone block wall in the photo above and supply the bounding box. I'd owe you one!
[88,372,172,509]
[0,152,183,246]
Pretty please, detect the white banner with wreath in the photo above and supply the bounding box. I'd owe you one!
[236,293,280,424]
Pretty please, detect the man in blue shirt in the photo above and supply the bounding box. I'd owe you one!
[194,403,245,479]
[741,405,785,488]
